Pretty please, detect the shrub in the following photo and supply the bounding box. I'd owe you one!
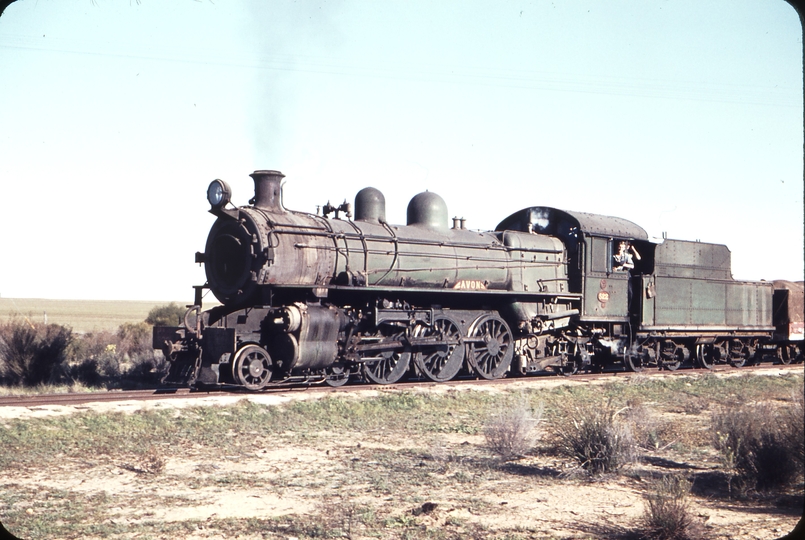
[70,358,104,386]
[624,398,662,450]
[624,398,686,451]
[554,401,637,474]
[67,330,116,361]
[712,393,804,492]
[0,320,72,386]
[66,330,120,385]
[145,303,185,327]
[123,352,169,385]
[782,387,805,474]
[66,327,167,387]
[639,475,702,540]
[484,399,543,460]
[117,321,152,358]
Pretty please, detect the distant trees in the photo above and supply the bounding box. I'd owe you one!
[146,302,185,327]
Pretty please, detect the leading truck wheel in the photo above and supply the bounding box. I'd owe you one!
[325,364,350,387]
[413,315,465,382]
[233,345,273,390]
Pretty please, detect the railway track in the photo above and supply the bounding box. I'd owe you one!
[0,362,801,409]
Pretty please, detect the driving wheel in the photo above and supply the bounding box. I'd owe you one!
[467,314,513,380]
[413,315,465,382]
[363,328,411,384]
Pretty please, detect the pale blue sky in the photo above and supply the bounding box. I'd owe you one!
[0,0,802,301]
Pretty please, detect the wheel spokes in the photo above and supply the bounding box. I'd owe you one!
[468,315,512,380]
[233,346,273,390]
[414,315,464,382]
[363,329,411,385]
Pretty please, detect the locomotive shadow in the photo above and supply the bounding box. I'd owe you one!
[641,455,704,470]
[495,461,562,478]
[634,462,804,516]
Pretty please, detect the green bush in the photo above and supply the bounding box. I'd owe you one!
[117,322,152,358]
[145,303,185,327]
[66,327,167,388]
[554,401,637,475]
[0,320,72,386]
[712,392,804,492]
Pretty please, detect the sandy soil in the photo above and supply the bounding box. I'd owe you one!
[1,371,802,539]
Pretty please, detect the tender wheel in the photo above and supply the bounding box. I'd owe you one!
[662,351,682,371]
[233,345,273,390]
[660,341,688,371]
[780,344,797,365]
[696,345,713,369]
[467,314,513,380]
[325,364,350,387]
[362,329,411,385]
[728,339,749,368]
[625,350,644,373]
[413,315,465,382]
[664,360,681,371]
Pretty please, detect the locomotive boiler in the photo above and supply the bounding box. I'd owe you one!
[154,170,803,390]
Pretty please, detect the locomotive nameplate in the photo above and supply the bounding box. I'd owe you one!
[453,280,487,290]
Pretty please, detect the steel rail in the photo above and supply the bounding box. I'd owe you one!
[0,363,800,409]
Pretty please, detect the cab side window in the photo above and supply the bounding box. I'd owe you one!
[590,237,611,273]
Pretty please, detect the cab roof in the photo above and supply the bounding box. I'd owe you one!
[495,206,649,240]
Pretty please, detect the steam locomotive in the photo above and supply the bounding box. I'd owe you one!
[153,170,804,389]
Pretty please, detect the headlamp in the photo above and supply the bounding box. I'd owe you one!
[207,179,232,209]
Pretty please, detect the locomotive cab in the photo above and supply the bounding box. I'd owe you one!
[496,206,653,322]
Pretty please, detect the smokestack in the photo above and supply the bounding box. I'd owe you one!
[250,170,285,211]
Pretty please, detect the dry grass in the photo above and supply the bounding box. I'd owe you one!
[0,298,191,333]
[483,397,543,460]
[0,372,802,539]
[639,475,704,540]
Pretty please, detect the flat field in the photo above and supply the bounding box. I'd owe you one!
[0,369,802,539]
[0,298,188,333]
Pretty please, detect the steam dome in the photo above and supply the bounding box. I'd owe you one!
[406,191,448,230]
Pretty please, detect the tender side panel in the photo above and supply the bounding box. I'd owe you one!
[642,276,773,331]
[726,281,772,328]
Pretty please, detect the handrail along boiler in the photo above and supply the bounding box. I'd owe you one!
[154,170,804,389]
